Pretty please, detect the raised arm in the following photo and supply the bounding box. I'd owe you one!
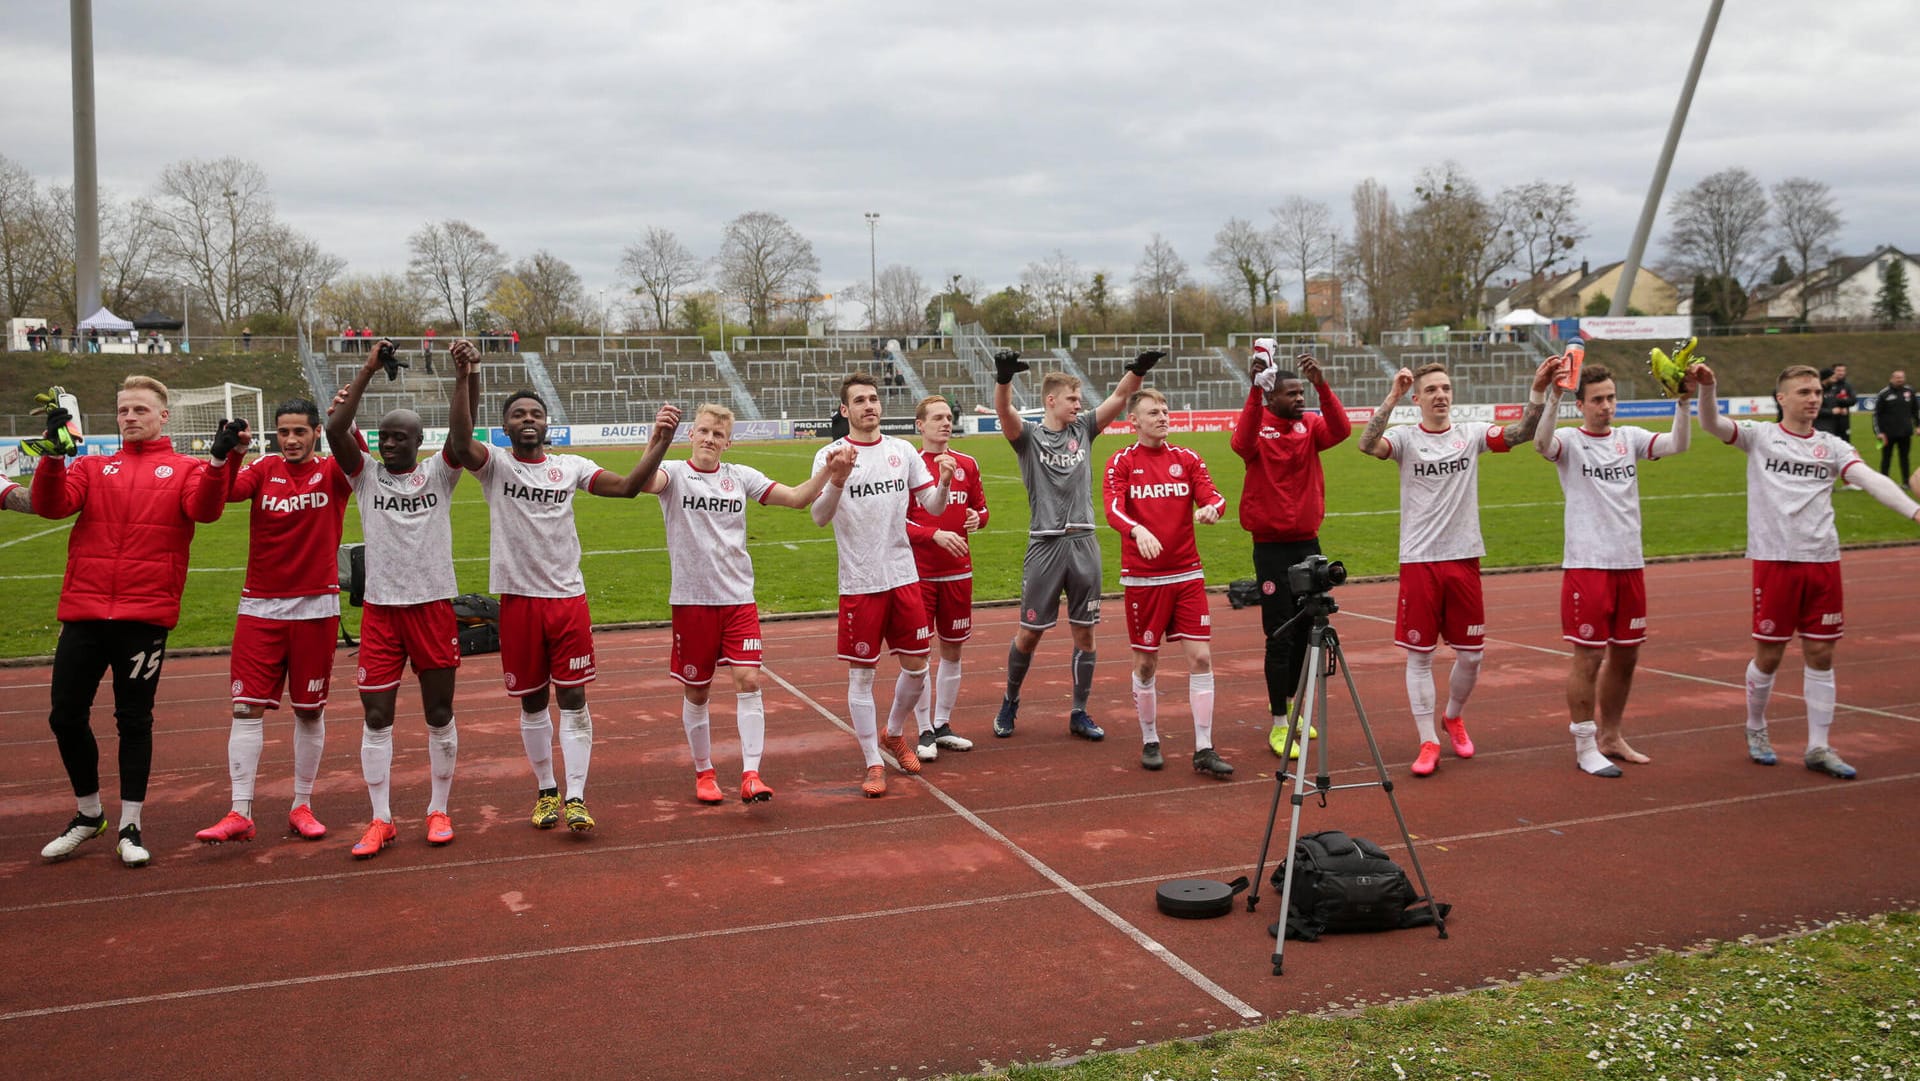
[325,345,388,478]
[1093,351,1160,430]
[1690,363,1737,443]
[808,444,857,525]
[590,404,681,498]
[1534,381,1565,458]
[993,350,1027,442]
[1844,460,1920,522]
[1358,368,1414,460]
[444,340,488,471]
[1499,356,1562,448]
[1302,357,1352,448]
[1650,384,1694,458]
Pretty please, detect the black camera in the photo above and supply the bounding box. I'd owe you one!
[1287,554,1346,598]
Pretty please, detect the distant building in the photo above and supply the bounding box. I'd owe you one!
[1487,260,1679,323]
[1749,245,1920,322]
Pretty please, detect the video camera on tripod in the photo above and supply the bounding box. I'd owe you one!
[1286,554,1346,617]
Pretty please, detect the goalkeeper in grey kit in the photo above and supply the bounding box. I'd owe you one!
[989,347,1163,741]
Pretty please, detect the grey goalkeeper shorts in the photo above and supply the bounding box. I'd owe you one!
[1018,531,1103,630]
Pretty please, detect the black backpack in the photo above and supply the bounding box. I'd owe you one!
[451,593,502,656]
[1268,830,1448,941]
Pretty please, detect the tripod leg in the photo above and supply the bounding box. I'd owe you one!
[1331,633,1448,940]
[1245,749,1292,913]
[1269,631,1324,976]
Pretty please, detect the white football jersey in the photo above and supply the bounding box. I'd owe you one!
[655,459,775,606]
[812,435,934,595]
[348,449,464,605]
[1730,421,1859,563]
[1384,422,1507,563]
[1544,426,1662,570]
[476,444,603,597]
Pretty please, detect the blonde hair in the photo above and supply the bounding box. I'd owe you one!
[915,395,951,421]
[1777,364,1820,388]
[122,375,170,406]
[1128,387,1168,412]
[1041,371,1080,398]
[694,402,734,427]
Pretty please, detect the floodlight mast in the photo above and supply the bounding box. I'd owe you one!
[71,0,101,328]
[1612,0,1724,319]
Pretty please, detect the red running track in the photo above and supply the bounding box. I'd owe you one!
[1,550,1916,1079]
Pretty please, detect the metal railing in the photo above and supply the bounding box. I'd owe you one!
[1069,332,1207,353]
[544,335,708,355]
[1225,330,1360,349]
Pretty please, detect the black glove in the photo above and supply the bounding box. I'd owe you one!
[377,340,409,381]
[209,418,248,462]
[43,407,73,440]
[1127,350,1167,377]
[993,349,1028,385]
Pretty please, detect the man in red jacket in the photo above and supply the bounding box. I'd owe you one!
[31,375,239,867]
[905,394,989,761]
[1230,341,1352,758]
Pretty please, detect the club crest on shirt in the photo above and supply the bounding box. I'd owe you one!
[954,468,965,481]
[1449,440,1464,450]
[154,465,174,479]
[721,476,735,493]
[1812,444,1829,459]
[684,664,697,679]
[855,641,872,656]
[1143,629,1156,644]
[887,454,901,468]
[1169,463,1184,478]
[548,467,563,481]
[1407,629,1423,645]
[1067,438,1080,453]
[1294,422,1306,434]
[1759,619,1776,635]
[410,473,426,489]
[1579,623,1595,639]
[308,473,323,486]
[1614,439,1626,456]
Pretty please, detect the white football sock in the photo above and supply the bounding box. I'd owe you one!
[737,691,766,772]
[427,719,457,815]
[1744,660,1775,730]
[1570,720,1615,775]
[361,724,393,822]
[934,660,962,729]
[228,715,265,812]
[1444,650,1483,720]
[1803,667,1836,750]
[1133,673,1159,744]
[520,707,556,789]
[1405,651,1438,744]
[78,793,103,819]
[682,698,714,773]
[914,661,934,733]
[118,800,142,830]
[848,667,881,767]
[291,713,325,809]
[558,707,592,800]
[1191,671,1216,751]
[886,667,928,739]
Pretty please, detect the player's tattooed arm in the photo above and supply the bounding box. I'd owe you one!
[1357,368,1412,460]
[2,482,29,514]
[1532,383,1564,458]
[1500,355,1561,447]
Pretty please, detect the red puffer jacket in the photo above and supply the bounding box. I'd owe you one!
[32,437,234,628]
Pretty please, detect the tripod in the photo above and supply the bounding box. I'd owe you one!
[1246,591,1447,976]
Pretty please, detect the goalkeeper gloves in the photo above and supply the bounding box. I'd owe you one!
[376,340,409,381]
[993,349,1029,385]
[209,418,249,462]
[23,388,81,457]
[1647,337,1699,398]
[1126,350,1167,377]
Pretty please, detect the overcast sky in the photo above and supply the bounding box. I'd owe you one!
[2,0,1913,312]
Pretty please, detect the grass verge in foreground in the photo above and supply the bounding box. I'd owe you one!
[961,912,1920,1081]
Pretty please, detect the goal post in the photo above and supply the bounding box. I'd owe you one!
[164,382,265,454]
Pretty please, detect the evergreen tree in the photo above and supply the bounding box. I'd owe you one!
[1873,260,1913,325]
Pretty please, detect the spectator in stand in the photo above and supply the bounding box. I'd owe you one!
[1874,370,1917,485]
[422,327,436,373]
[241,327,253,351]
[510,329,520,353]
[361,326,375,353]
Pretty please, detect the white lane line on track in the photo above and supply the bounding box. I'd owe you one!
[762,665,1263,1022]
[1335,609,1920,725]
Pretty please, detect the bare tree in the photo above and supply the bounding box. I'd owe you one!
[1348,177,1405,342]
[716,211,820,330]
[875,264,928,335]
[408,219,507,333]
[1208,217,1279,320]
[1401,162,1515,325]
[316,272,430,335]
[148,156,277,327]
[1020,249,1084,345]
[0,155,59,320]
[619,226,704,330]
[1771,177,1843,322]
[1663,167,1773,325]
[40,186,169,322]
[490,249,585,337]
[1500,180,1587,284]
[1131,233,1189,298]
[253,224,344,320]
[1270,196,1337,318]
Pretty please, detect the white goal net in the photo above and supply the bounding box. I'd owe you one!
[164,382,266,454]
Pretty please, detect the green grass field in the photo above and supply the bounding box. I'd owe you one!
[3,421,1915,659]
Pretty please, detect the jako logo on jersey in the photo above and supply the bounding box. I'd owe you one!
[567,655,591,671]
[262,491,331,513]
[154,465,174,479]
[1130,482,1190,499]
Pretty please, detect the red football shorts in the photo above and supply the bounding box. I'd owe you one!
[230,613,340,710]
[838,584,933,666]
[1751,560,1844,642]
[919,577,975,643]
[356,600,461,692]
[1394,559,1485,652]
[670,603,764,686]
[1123,578,1212,651]
[1560,568,1648,647]
[499,593,596,697]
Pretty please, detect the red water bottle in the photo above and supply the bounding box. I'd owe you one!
[1557,340,1585,390]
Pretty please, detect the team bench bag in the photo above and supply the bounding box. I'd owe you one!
[1268,830,1448,941]
[452,593,501,656]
